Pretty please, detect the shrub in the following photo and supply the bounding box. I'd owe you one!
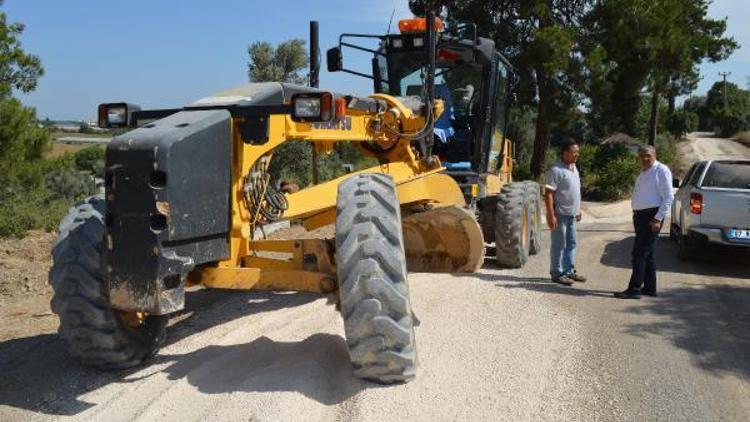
[655,133,678,172]
[666,109,698,137]
[577,143,639,201]
[734,131,750,148]
[594,153,639,200]
[73,145,105,176]
[0,186,75,237]
[44,167,97,200]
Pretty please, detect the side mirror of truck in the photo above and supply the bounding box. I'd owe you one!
[672,178,680,188]
[327,47,343,72]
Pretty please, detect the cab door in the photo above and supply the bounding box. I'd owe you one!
[487,58,511,175]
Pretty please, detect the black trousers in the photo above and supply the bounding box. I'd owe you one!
[627,208,659,293]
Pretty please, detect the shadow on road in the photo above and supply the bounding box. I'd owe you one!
[0,289,343,416]
[600,235,750,280]
[490,274,615,298]
[622,284,750,378]
[154,333,366,405]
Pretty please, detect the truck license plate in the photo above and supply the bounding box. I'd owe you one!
[728,229,750,240]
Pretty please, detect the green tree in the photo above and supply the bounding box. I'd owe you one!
[704,81,750,136]
[682,95,709,130]
[665,108,698,138]
[0,1,44,97]
[0,97,50,183]
[0,5,90,237]
[247,39,309,84]
[583,0,736,144]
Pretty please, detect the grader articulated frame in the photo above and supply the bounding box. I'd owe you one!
[49,11,540,383]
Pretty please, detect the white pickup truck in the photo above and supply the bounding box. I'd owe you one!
[670,160,750,260]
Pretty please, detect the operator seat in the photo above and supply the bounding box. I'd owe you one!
[406,84,455,143]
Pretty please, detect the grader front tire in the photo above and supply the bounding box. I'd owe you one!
[335,174,417,384]
[49,195,167,370]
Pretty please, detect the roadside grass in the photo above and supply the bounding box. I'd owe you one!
[49,142,100,157]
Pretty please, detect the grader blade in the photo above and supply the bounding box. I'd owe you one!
[402,205,485,273]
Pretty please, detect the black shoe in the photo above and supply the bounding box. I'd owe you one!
[552,275,574,286]
[614,289,641,299]
[641,290,658,297]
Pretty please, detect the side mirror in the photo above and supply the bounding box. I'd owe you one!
[98,102,141,128]
[474,37,495,64]
[672,178,680,188]
[326,47,343,72]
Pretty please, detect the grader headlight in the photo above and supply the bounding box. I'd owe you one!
[291,92,334,122]
[97,102,141,128]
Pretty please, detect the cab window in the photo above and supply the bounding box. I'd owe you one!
[493,62,508,132]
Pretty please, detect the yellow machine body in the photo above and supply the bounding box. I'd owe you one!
[183,93,488,294]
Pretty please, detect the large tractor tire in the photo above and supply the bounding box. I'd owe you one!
[50,195,167,369]
[478,198,497,244]
[494,182,532,268]
[524,181,542,255]
[335,174,417,383]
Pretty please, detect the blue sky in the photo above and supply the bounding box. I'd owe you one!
[4,0,748,121]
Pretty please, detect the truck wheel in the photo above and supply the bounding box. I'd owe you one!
[524,181,542,255]
[669,223,679,242]
[495,182,531,268]
[50,195,167,369]
[335,174,417,383]
[677,231,699,262]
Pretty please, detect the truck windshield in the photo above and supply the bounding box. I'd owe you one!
[702,162,750,190]
[389,59,483,120]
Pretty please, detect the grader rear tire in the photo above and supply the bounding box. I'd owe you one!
[478,198,497,244]
[335,174,417,384]
[49,195,167,370]
[524,181,542,255]
[494,182,532,268]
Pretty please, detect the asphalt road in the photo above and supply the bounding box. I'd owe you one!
[1,134,748,421]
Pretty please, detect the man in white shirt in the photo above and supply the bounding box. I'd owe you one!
[614,145,674,299]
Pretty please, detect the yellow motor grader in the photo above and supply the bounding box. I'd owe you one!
[49,11,541,383]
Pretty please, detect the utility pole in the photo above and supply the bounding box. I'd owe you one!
[719,71,731,110]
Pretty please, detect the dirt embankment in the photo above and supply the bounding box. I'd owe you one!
[0,231,58,341]
[0,223,332,343]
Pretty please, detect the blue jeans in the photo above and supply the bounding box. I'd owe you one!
[550,214,577,277]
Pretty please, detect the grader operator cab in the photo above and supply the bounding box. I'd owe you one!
[49,11,541,384]
[328,18,542,263]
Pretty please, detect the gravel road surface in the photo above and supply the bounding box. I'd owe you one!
[1,134,748,421]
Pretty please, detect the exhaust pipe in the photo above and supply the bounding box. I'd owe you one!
[310,20,320,184]
[309,21,320,88]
